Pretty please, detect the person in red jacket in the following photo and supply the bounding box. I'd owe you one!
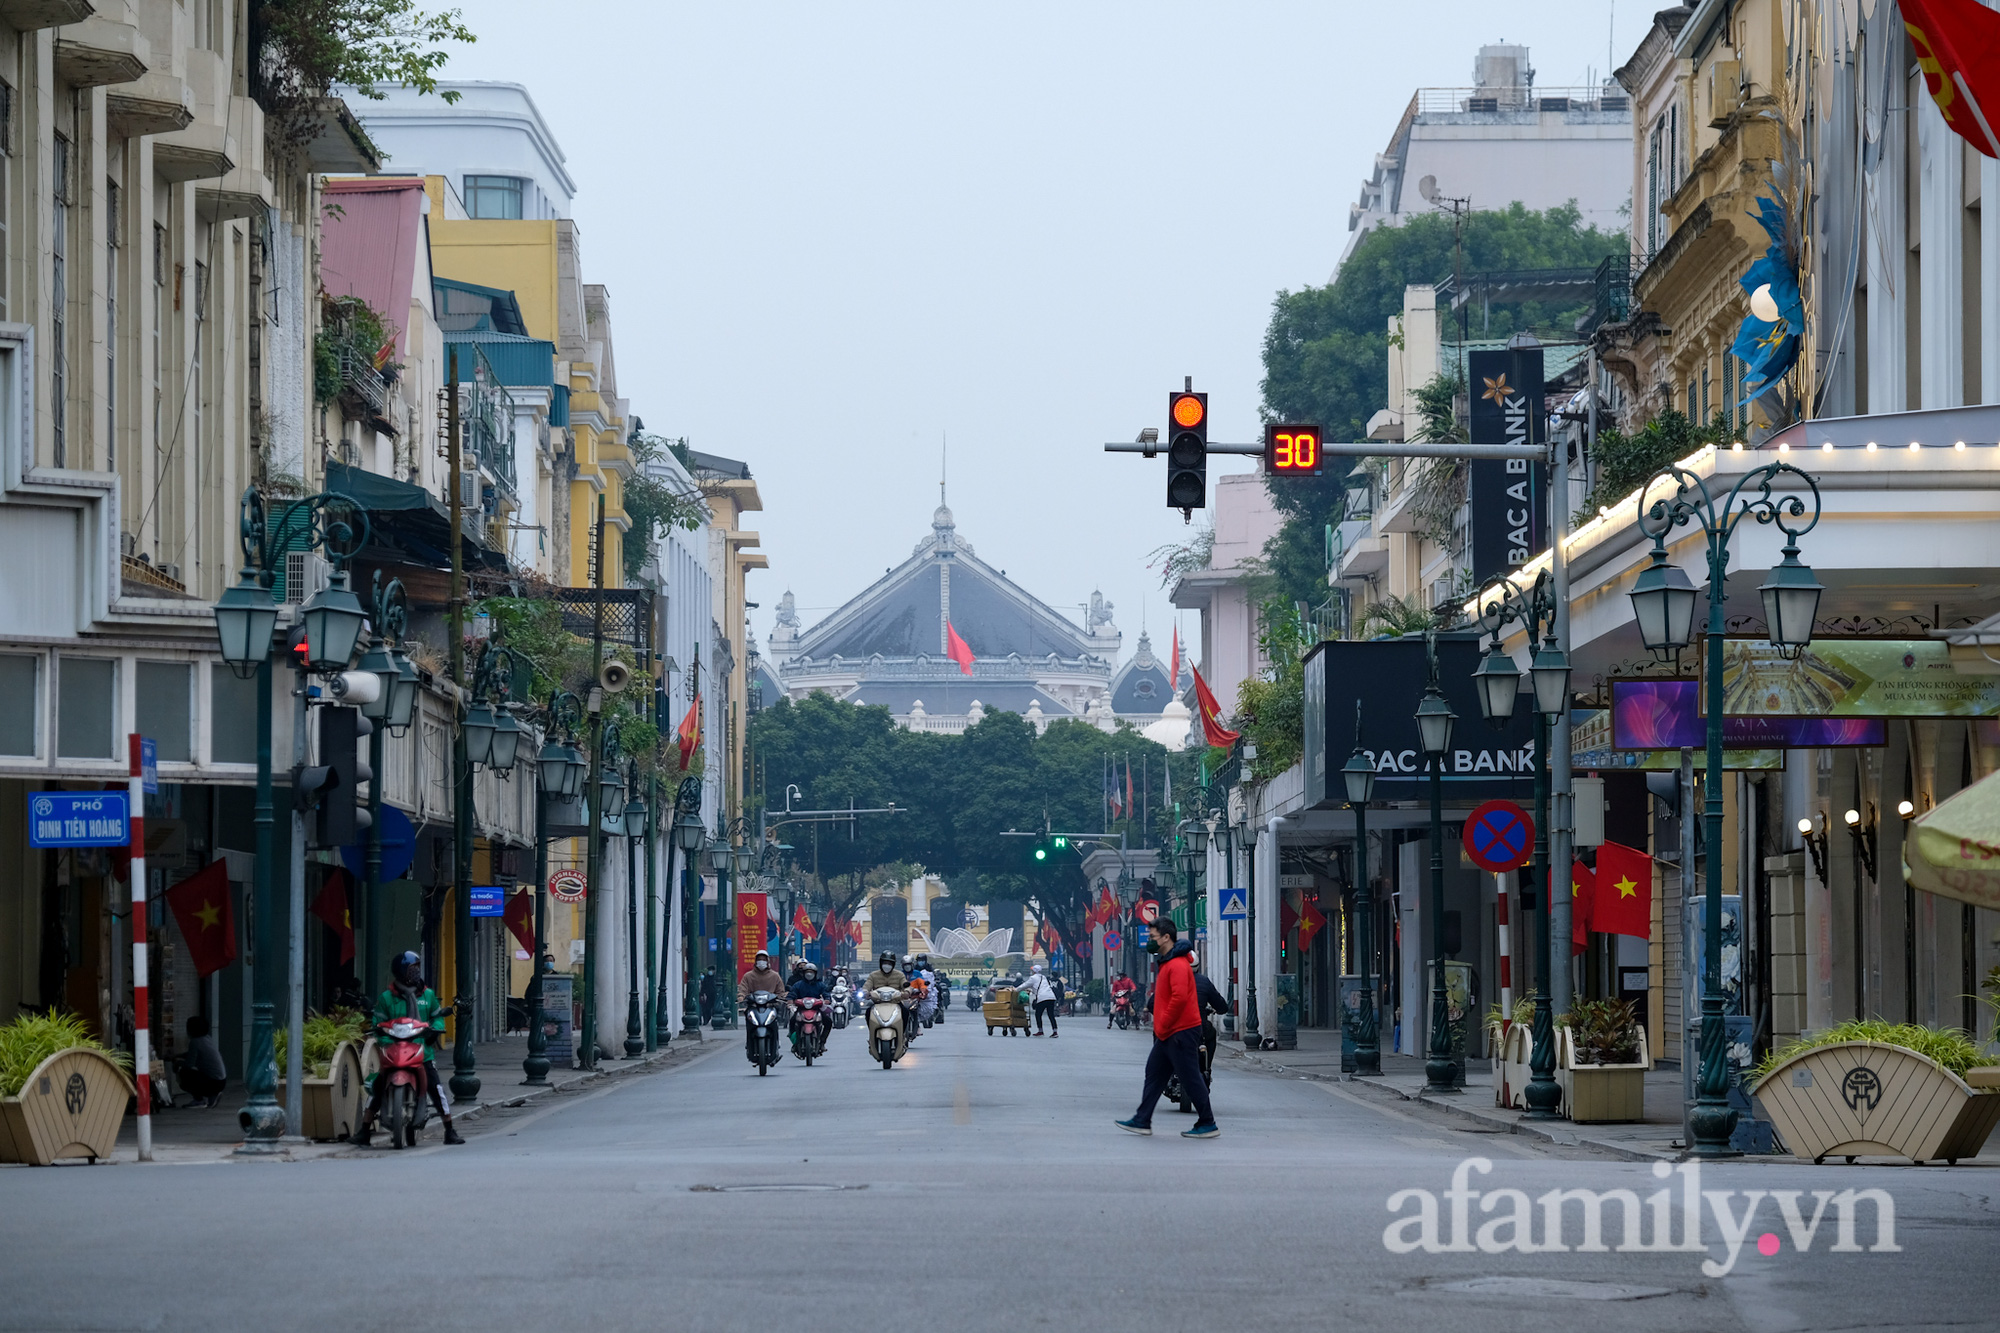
[1115,919,1219,1139]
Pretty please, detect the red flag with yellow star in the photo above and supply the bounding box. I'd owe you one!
[310,868,356,965]
[1901,0,2000,158]
[165,860,238,977]
[1571,860,1596,955]
[1592,842,1653,941]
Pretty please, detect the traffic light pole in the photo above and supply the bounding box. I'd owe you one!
[286,659,307,1138]
[1103,440,1544,460]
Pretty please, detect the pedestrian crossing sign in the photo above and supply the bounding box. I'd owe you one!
[1219,891,1248,920]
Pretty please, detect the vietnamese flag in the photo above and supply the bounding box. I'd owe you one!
[165,861,238,977]
[504,890,537,956]
[945,621,975,675]
[1901,0,2000,157]
[675,696,702,771]
[1592,842,1654,941]
[792,903,817,940]
[310,869,356,965]
[1570,860,1596,955]
[1190,665,1240,747]
[1169,627,1181,691]
[1298,899,1328,952]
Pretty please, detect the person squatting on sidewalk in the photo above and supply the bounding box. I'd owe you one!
[1024,964,1059,1036]
[1115,919,1219,1139]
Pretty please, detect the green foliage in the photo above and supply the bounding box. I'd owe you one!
[1147,524,1214,590]
[1751,1020,1989,1087]
[1559,998,1642,1066]
[1578,409,1735,523]
[1256,202,1623,607]
[273,1008,366,1080]
[314,294,394,406]
[1237,600,1307,780]
[1354,594,1436,640]
[0,1010,131,1097]
[621,434,708,582]
[1486,996,1536,1028]
[252,0,476,141]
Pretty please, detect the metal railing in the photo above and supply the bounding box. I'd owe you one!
[338,346,391,417]
[455,342,516,497]
[1580,253,1633,333]
[1413,85,1629,116]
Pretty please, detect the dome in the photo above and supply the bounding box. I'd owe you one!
[1142,697,1193,750]
[932,502,955,532]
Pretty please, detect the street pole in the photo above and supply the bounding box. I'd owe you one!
[447,346,480,1104]
[625,763,645,1059]
[1525,705,1560,1118]
[644,771,660,1052]
[1549,356,1575,1015]
[1345,706,1380,1075]
[286,662,307,1135]
[581,496,606,1066]
[362,688,385,1001]
[1241,814,1260,1048]
[1418,633,1457,1095]
[524,769,551,1085]
[237,655,283,1151]
[681,827,701,1035]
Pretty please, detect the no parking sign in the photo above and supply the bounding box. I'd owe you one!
[1462,798,1534,873]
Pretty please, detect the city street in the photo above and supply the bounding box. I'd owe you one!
[6,1016,1999,1332]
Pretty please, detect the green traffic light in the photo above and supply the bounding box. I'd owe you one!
[1033,847,1047,861]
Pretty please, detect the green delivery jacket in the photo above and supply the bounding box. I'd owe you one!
[372,985,447,1055]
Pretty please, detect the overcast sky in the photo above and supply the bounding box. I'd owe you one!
[440,1,1641,663]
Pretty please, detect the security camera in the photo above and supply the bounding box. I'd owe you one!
[329,671,381,706]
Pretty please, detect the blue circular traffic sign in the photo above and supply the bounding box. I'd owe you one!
[1463,798,1534,873]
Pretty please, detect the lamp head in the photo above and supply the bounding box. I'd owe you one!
[1758,543,1824,654]
[1470,641,1520,724]
[213,574,279,679]
[1628,544,1698,655]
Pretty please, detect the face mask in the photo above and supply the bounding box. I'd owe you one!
[1145,940,1162,955]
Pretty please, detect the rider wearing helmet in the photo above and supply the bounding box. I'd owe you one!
[740,948,786,1012]
[352,951,462,1146]
[863,950,907,994]
[786,960,830,1002]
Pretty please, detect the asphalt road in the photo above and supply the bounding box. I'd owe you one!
[5,1009,1999,1332]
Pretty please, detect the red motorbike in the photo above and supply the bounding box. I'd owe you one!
[374,1011,446,1148]
[1111,990,1138,1030]
[790,996,829,1065]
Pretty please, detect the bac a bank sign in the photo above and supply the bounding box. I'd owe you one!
[1303,636,1537,809]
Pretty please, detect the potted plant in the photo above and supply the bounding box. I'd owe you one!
[275,1009,368,1142]
[1556,999,1650,1122]
[1487,997,1535,1109]
[1749,1020,2000,1164]
[0,1010,135,1165]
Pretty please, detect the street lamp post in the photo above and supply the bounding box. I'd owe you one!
[1414,631,1458,1095]
[212,487,368,1152]
[1339,701,1380,1075]
[623,759,648,1059]
[1470,569,1571,1120]
[525,694,584,1085]
[709,833,735,1027]
[1629,461,1823,1156]
[672,800,707,1035]
[659,778,704,1039]
[1239,743,1261,1048]
[356,574,418,1003]
[452,639,520,1102]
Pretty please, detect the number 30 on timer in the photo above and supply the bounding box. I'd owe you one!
[1264,423,1323,477]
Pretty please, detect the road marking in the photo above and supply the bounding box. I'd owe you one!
[953,1080,971,1124]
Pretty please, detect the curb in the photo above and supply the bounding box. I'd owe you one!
[455,1033,725,1126]
[1223,1045,1677,1164]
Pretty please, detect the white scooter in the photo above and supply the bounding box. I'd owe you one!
[830,978,851,1030]
[866,986,909,1069]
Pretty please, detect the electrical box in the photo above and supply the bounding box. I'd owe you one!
[1574,776,1606,847]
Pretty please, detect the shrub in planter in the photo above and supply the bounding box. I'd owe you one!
[0,1011,135,1165]
[1750,1021,2000,1164]
[272,1008,366,1080]
[1556,999,1650,1123]
[1486,998,1535,1108]
[274,1009,370,1141]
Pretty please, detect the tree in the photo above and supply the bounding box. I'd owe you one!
[251,0,476,146]
[1257,202,1625,607]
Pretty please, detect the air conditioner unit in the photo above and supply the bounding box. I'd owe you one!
[459,471,481,511]
[1708,60,1741,127]
[1430,578,1460,612]
[285,550,331,605]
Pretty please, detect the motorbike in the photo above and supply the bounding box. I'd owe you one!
[829,981,850,1029]
[790,996,830,1064]
[744,989,783,1075]
[372,1007,449,1149]
[866,985,908,1069]
[1111,990,1137,1030]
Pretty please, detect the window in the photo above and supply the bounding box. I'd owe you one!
[0,653,38,755]
[57,656,115,758]
[51,133,68,465]
[153,224,165,530]
[209,668,257,765]
[464,175,524,220]
[1700,361,1711,425]
[0,80,13,322]
[106,181,119,469]
[135,661,192,762]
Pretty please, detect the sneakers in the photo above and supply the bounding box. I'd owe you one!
[1050,1031,1059,1038]
[1182,1123,1221,1140]
[1114,1118,1152,1136]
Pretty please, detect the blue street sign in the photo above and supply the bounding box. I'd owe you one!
[340,803,417,881]
[1102,930,1123,952]
[28,791,129,848]
[139,737,158,795]
[1218,890,1249,921]
[469,885,506,918]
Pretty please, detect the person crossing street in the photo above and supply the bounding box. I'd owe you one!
[1115,920,1219,1140]
[1023,964,1059,1036]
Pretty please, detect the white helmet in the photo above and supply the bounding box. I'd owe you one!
[1031,964,1043,973]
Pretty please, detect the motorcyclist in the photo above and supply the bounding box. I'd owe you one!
[862,950,912,1055]
[1109,971,1137,1027]
[914,955,938,1026]
[351,951,462,1146]
[740,948,787,1012]
[935,969,951,1022]
[786,961,831,1055]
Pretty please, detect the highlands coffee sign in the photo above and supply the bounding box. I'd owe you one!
[1303,637,1538,809]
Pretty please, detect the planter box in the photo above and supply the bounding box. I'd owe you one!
[1557,1025,1651,1123]
[0,1048,135,1165]
[1752,1041,2000,1165]
[276,1041,367,1142]
[1491,1022,1533,1110]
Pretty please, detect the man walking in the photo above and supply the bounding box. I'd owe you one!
[1115,920,1219,1139]
[698,967,717,1026]
[1024,964,1059,1037]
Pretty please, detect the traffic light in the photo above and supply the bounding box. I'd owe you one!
[297,706,374,848]
[1166,388,1207,511]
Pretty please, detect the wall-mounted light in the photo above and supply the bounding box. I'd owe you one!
[1798,814,1829,882]
[1897,798,1917,820]
[1844,805,1878,880]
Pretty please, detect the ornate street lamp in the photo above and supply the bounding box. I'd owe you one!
[1470,641,1521,724]
[675,808,710,853]
[462,699,497,769]
[488,704,523,774]
[1631,459,1823,1155]
[1339,702,1379,1076]
[299,574,368,673]
[1530,639,1573,719]
[1414,633,1457,1096]
[1628,546,1699,656]
[600,768,627,822]
[213,572,279,680]
[623,765,650,1059]
[524,691,584,1087]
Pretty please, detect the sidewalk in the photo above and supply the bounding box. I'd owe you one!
[98,1030,724,1165]
[1220,1026,1692,1162]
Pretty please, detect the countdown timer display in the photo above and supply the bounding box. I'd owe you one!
[1265,423,1323,476]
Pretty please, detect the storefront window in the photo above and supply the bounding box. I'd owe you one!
[135,661,191,761]
[57,657,115,758]
[0,653,37,754]
[210,667,257,765]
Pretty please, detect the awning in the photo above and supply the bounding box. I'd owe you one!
[325,462,509,576]
[1904,768,2000,909]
